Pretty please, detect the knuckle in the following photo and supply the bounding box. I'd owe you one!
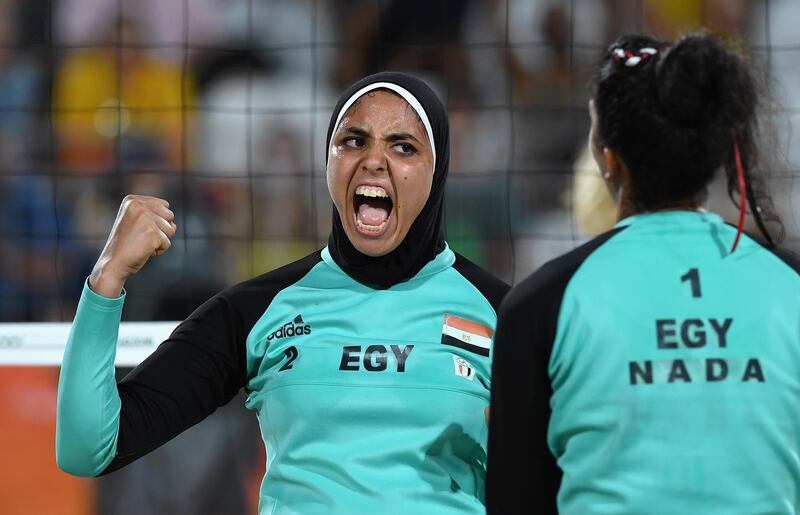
[126,199,144,214]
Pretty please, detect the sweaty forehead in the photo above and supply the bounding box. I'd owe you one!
[328,81,437,168]
[337,91,428,141]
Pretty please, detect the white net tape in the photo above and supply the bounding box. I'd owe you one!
[0,322,178,366]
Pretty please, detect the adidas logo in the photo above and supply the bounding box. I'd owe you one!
[267,315,312,341]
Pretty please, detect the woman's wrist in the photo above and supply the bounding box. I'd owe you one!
[88,259,128,298]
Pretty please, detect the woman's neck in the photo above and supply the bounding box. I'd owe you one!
[616,196,704,222]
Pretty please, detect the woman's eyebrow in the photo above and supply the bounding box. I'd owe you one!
[341,126,370,138]
[385,132,421,144]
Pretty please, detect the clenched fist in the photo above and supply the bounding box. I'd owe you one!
[88,195,177,298]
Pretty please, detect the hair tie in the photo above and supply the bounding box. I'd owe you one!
[612,47,658,68]
[730,141,747,253]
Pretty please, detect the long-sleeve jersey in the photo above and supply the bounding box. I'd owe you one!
[57,244,508,515]
[486,210,800,515]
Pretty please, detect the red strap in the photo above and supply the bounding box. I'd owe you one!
[730,142,747,253]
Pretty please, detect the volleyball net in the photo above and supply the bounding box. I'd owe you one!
[0,1,797,355]
[0,0,797,367]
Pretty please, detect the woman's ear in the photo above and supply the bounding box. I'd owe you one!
[602,147,628,189]
[601,146,639,221]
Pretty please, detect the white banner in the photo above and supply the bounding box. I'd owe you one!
[0,322,180,366]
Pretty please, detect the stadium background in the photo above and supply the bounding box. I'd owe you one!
[0,0,797,513]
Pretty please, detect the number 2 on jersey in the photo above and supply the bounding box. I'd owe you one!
[279,346,299,371]
[680,268,702,298]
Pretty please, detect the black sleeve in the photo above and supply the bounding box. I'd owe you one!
[486,228,625,514]
[485,269,563,515]
[452,252,510,312]
[101,251,322,475]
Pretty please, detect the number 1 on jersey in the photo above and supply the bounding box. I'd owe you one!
[681,268,702,298]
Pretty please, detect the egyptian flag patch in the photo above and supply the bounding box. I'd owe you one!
[441,314,493,357]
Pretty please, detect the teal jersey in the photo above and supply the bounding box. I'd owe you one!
[56,244,508,514]
[487,211,800,514]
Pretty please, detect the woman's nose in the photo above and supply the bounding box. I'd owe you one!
[361,142,387,175]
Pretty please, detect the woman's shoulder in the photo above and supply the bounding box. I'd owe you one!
[451,252,510,312]
[205,251,324,321]
[501,227,627,316]
[756,243,800,277]
[223,250,324,299]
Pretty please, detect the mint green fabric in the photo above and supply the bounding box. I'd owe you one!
[56,280,124,477]
[55,244,499,514]
[549,211,800,514]
[244,245,497,514]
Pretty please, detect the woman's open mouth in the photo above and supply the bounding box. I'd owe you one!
[353,184,394,237]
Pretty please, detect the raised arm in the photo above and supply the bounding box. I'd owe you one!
[56,195,248,476]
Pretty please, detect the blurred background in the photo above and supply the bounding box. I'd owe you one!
[0,0,797,513]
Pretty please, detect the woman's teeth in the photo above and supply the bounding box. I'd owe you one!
[355,185,389,198]
[356,218,387,232]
